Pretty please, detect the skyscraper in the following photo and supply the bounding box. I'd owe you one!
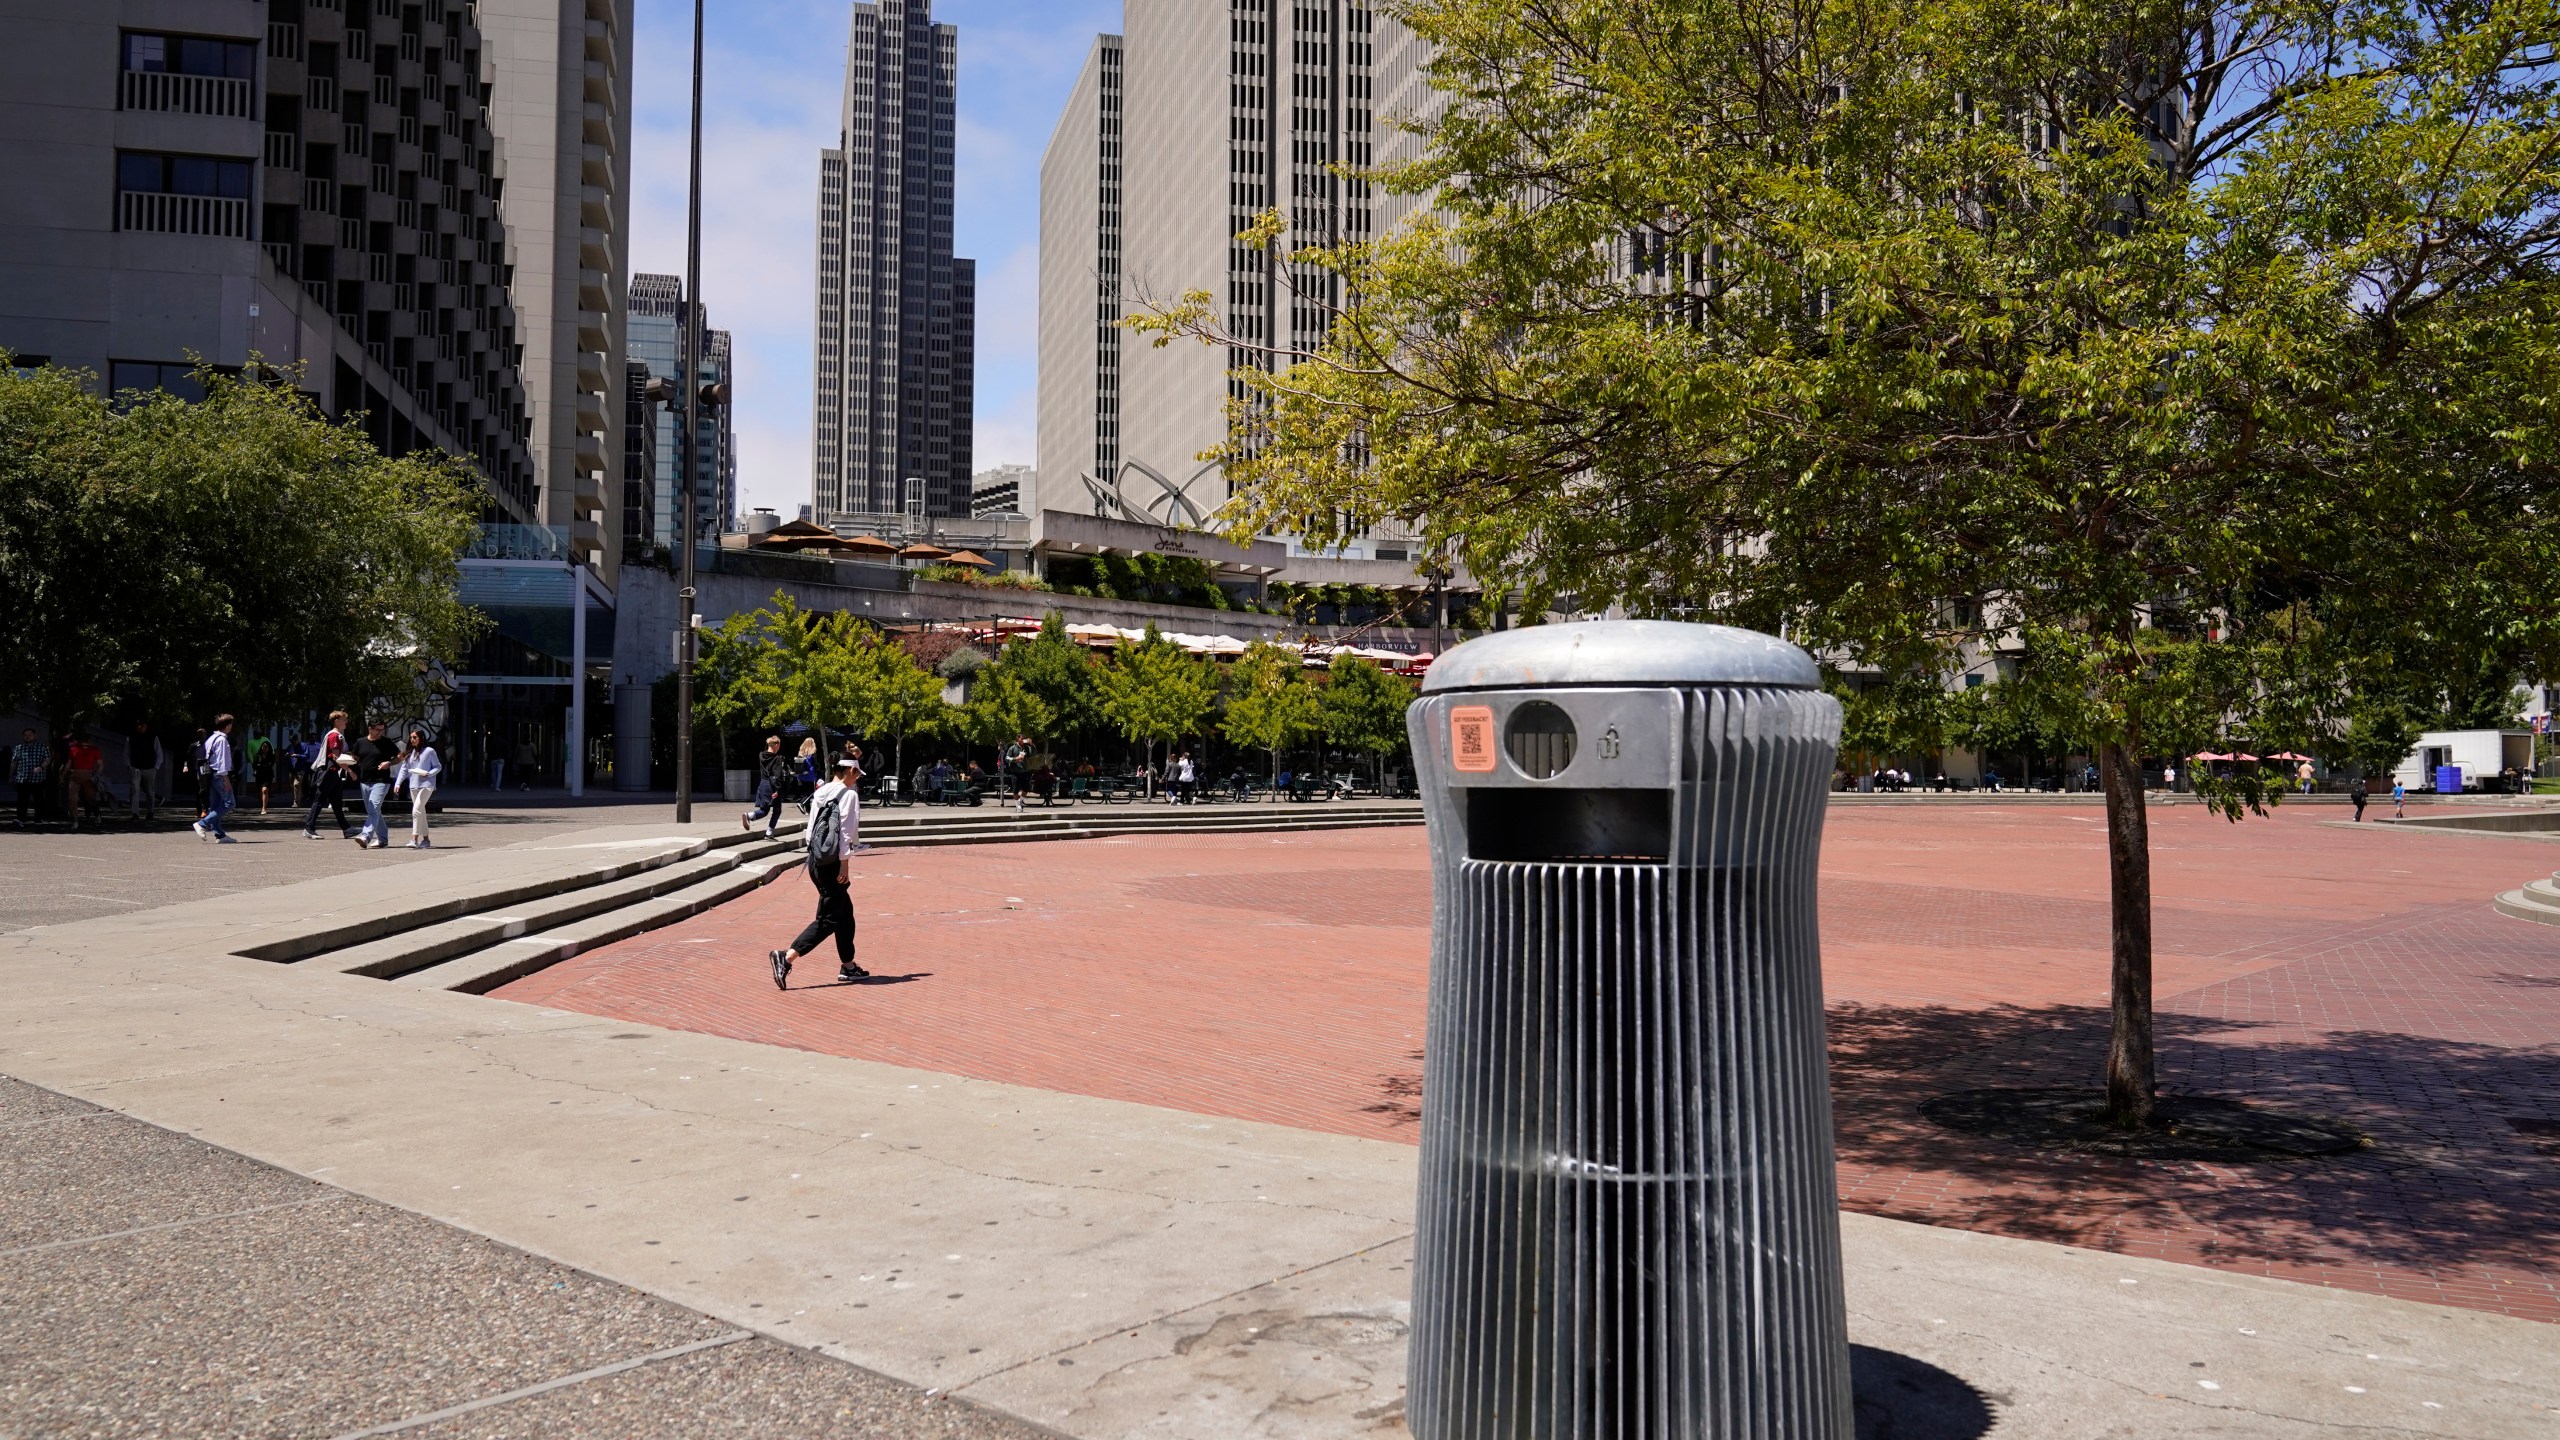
[1040,2,1415,534]
[812,0,975,521]
[1036,34,1121,521]
[478,0,635,581]
[628,272,732,553]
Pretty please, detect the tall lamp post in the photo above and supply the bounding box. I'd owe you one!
[673,0,706,823]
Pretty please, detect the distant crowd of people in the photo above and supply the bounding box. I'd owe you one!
[10,711,445,849]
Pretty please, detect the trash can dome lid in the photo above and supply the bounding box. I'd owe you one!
[1420,620,1819,693]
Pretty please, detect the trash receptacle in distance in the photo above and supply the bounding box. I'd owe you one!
[1406,620,1851,1440]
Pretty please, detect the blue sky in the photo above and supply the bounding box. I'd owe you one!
[627,0,1121,518]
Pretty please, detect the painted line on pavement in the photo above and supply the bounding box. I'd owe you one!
[325,1330,757,1438]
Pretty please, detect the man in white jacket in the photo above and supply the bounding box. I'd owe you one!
[769,756,867,990]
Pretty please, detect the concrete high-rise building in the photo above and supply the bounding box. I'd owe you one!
[0,0,539,514]
[478,0,632,581]
[1040,2,1419,540]
[970,462,1032,518]
[628,272,732,554]
[812,0,975,521]
[619,358,655,550]
[1036,33,1120,523]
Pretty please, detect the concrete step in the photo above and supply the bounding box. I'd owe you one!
[392,856,799,994]
[295,850,754,979]
[2497,885,2560,926]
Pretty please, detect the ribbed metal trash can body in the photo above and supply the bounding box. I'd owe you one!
[1407,622,1850,1440]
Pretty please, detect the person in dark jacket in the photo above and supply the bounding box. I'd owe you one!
[739,735,792,839]
[126,721,165,821]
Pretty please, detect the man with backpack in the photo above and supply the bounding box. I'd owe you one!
[770,755,868,990]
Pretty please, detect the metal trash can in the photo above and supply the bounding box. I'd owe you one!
[1406,620,1852,1440]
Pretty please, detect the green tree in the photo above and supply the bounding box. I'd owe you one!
[753,596,870,756]
[958,665,1054,755]
[1135,0,2560,1125]
[1224,641,1323,788]
[1095,623,1217,793]
[0,357,485,732]
[692,608,776,770]
[855,627,949,776]
[1320,656,1415,787]
[1002,612,1103,739]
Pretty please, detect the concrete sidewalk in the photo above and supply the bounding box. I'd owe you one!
[4,825,2555,1437]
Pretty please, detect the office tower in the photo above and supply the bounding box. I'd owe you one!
[1036,33,1121,522]
[627,272,731,552]
[1041,2,1408,531]
[1371,13,1439,237]
[619,359,654,551]
[0,0,538,514]
[970,462,1033,518]
[812,0,975,521]
[477,0,633,580]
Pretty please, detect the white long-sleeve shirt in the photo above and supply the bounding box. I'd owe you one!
[398,745,442,788]
[202,730,232,778]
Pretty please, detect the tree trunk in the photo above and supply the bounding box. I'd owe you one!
[2098,739,2157,1127]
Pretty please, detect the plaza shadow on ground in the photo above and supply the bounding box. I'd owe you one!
[1823,1001,2560,1312]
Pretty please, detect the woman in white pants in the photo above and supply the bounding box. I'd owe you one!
[394,729,443,848]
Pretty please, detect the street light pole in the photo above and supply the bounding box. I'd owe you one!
[673,0,704,823]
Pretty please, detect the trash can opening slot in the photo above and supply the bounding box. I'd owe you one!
[1464,787,1670,862]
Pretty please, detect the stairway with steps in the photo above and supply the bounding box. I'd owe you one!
[265,800,1422,993]
[2495,873,2560,926]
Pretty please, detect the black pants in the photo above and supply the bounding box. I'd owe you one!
[305,786,350,835]
[791,867,857,970]
[14,780,40,825]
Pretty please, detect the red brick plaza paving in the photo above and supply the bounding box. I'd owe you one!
[498,805,2560,1323]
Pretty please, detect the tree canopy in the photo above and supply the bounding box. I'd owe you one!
[1135,0,2560,1124]
[1,357,485,729]
[1224,641,1324,783]
[1095,624,1218,785]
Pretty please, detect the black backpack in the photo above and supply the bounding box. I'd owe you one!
[807,792,846,870]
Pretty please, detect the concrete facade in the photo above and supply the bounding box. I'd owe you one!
[1039,2,1426,562]
[969,460,1032,518]
[0,0,540,518]
[477,0,633,582]
[812,0,975,521]
[1036,34,1119,522]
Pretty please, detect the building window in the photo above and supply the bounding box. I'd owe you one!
[120,32,258,118]
[110,361,224,403]
[116,151,254,237]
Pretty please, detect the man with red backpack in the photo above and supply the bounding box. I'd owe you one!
[769,755,868,990]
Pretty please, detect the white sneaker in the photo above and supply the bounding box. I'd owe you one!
[191,820,209,841]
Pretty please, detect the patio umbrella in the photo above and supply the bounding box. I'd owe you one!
[2267,751,2312,761]
[835,534,898,556]
[942,549,995,569]
[2191,752,2233,761]
[899,542,953,561]
[2232,753,2261,762]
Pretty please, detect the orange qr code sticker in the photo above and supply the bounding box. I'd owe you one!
[1450,705,1497,773]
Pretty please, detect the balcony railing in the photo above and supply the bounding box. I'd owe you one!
[119,191,252,239]
[305,76,338,111]
[263,239,296,276]
[266,22,301,61]
[265,130,300,170]
[122,71,256,119]
[303,176,334,212]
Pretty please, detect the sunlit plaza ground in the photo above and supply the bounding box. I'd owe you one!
[498,803,2560,1322]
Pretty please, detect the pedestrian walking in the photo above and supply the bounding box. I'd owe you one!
[351,720,394,848]
[393,728,442,848]
[509,737,536,791]
[2351,777,2369,821]
[739,735,791,839]
[64,734,103,829]
[192,715,239,843]
[769,755,868,989]
[302,712,351,838]
[11,727,47,829]
[125,721,164,821]
[249,732,276,814]
[302,707,353,835]
[2392,779,2406,819]
[1173,750,1195,805]
[1004,735,1031,811]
